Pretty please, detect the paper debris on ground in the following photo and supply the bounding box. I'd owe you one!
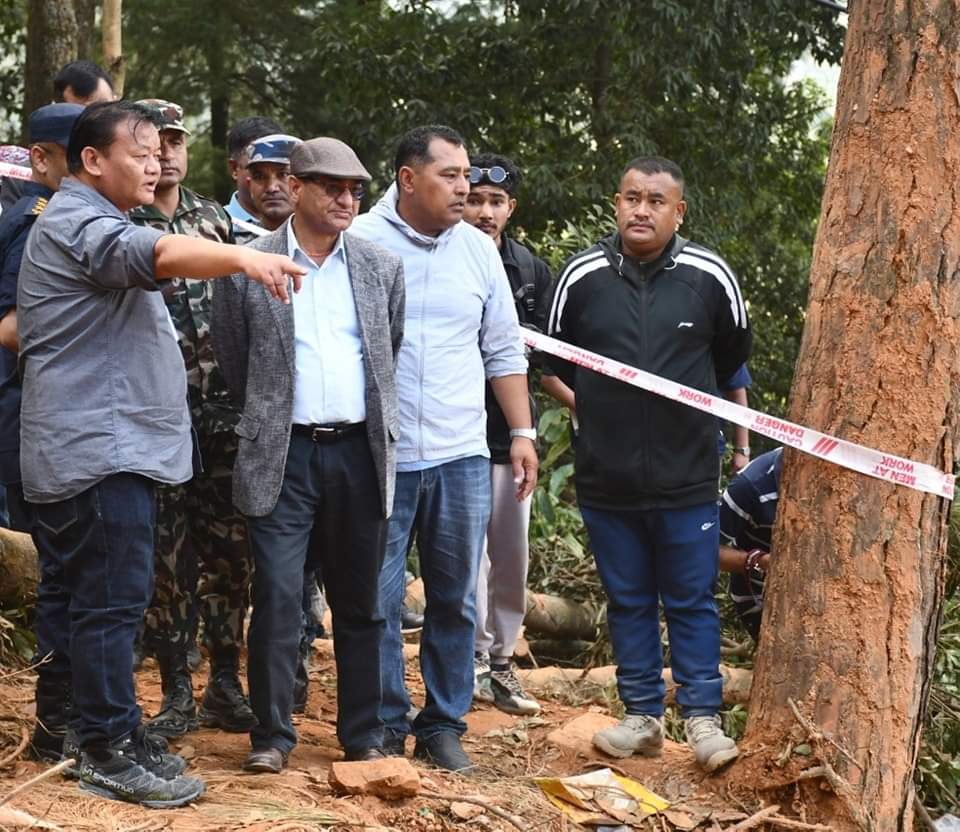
[535,768,669,827]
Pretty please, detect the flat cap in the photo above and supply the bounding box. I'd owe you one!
[290,137,371,181]
[28,103,84,146]
[136,99,190,134]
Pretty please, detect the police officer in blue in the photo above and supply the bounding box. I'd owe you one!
[0,102,84,760]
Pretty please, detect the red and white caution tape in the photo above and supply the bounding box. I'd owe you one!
[0,162,31,181]
[524,329,955,500]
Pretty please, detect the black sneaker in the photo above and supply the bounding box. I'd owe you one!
[199,671,258,732]
[71,726,187,781]
[79,733,203,808]
[413,732,475,773]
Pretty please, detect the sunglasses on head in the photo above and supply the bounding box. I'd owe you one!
[469,165,509,185]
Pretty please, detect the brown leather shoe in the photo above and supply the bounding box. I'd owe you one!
[242,747,288,773]
[343,746,387,762]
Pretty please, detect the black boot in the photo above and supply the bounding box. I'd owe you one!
[31,676,72,762]
[147,653,197,739]
[198,647,257,732]
[292,635,311,714]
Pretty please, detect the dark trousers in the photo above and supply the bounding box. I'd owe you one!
[246,430,386,755]
[579,501,723,718]
[30,473,156,748]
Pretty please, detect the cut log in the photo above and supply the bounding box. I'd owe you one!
[0,528,38,606]
[405,579,598,640]
[517,663,752,706]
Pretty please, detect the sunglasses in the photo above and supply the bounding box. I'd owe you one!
[469,165,509,185]
[300,178,366,201]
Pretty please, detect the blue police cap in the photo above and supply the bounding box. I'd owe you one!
[28,103,84,147]
[245,133,302,166]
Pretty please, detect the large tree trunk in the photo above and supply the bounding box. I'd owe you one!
[23,0,78,130]
[743,2,959,829]
[101,0,124,96]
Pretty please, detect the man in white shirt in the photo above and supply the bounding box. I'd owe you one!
[213,138,405,772]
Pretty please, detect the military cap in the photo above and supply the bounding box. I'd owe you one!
[290,137,371,182]
[136,99,190,134]
[28,103,84,147]
[246,134,302,166]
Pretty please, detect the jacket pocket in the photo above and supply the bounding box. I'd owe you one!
[234,413,261,441]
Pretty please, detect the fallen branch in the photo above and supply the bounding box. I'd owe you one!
[0,757,76,808]
[767,815,834,831]
[728,804,781,831]
[421,789,527,831]
[786,702,869,832]
[0,726,29,769]
[0,805,63,830]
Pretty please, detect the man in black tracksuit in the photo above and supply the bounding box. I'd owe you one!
[546,155,751,772]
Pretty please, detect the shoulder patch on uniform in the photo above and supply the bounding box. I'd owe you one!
[28,196,48,216]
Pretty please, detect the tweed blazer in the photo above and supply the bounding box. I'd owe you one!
[212,219,404,518]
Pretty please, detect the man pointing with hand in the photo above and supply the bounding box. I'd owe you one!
[16,100,304,809]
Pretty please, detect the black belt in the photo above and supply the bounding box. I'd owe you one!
[291,422,365,443]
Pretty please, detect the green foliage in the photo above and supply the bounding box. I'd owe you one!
[0,0,26,138]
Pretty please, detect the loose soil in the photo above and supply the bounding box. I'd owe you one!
[0,639,753,831]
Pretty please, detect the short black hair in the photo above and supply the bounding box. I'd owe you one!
[394,125,466,176]
[53,60,113,102]
[67,101,162,174]
[469,152,521,196]
[620,155,684,192]
[227,116,285,159]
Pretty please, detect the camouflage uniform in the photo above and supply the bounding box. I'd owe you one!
[130,187,251,658]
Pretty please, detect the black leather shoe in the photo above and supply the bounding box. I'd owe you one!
[383,731,407,757]
[413,732,475,772]
[199,671,258,732]
[242,747,288,773]
[400,604,424,633]
[343,746,387,762]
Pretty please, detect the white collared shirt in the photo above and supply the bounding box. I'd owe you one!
[287,220,366,425]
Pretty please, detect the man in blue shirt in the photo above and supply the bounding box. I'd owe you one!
[0,102,82,763]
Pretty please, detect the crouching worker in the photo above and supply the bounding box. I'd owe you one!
[17,100,306,808]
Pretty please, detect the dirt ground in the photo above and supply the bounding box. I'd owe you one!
[0,639,750,831]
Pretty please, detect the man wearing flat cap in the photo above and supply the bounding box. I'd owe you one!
[0,102,83,763]
[214,137,405,772]
[129,99,257,742]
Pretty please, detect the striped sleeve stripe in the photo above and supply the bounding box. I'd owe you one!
[721,489,755,523]
[547,250,607,335]
[675,249,748,328]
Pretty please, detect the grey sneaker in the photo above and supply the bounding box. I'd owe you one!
[489,667,540,716]
[593,714,664,758]
[473,654,494,703]
[684,715,739,772]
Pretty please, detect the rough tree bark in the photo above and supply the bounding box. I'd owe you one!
[101,0,124,97]
[23,0,78,128]
[743,2,960,829]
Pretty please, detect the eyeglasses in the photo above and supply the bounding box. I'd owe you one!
[469,165,509,185]
[300,177,366,201]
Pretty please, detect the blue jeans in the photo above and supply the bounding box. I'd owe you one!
[30,473,156,748]
[579,501,723,718]
[379,456,491,740]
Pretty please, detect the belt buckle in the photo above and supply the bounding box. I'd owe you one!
[311,426,338,442]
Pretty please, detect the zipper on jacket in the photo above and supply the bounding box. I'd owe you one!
[417,247,429,461]
[636,257,651,495]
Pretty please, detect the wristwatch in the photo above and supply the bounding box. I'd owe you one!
[734,446,751,456]
[510,428,537,441]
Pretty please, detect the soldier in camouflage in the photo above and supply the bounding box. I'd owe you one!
[129,99,256,738]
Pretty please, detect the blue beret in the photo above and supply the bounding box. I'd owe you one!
[28,103,84,146]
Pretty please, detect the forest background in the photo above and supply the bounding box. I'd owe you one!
[0,0,956,819]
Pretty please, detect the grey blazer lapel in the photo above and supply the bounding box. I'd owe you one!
[344,235,378,344]
[261,221,296,376]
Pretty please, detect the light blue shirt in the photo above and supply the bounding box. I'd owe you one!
[350,184,526,469]
[225,191,257,224]
[287,220,366,425]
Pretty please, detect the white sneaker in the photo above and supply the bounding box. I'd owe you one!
[592,714,664,758]
[685,715,739,772]
[473,654,494,703]
[489,667,540,716]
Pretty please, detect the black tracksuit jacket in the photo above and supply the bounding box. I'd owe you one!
[546,232,751,511]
